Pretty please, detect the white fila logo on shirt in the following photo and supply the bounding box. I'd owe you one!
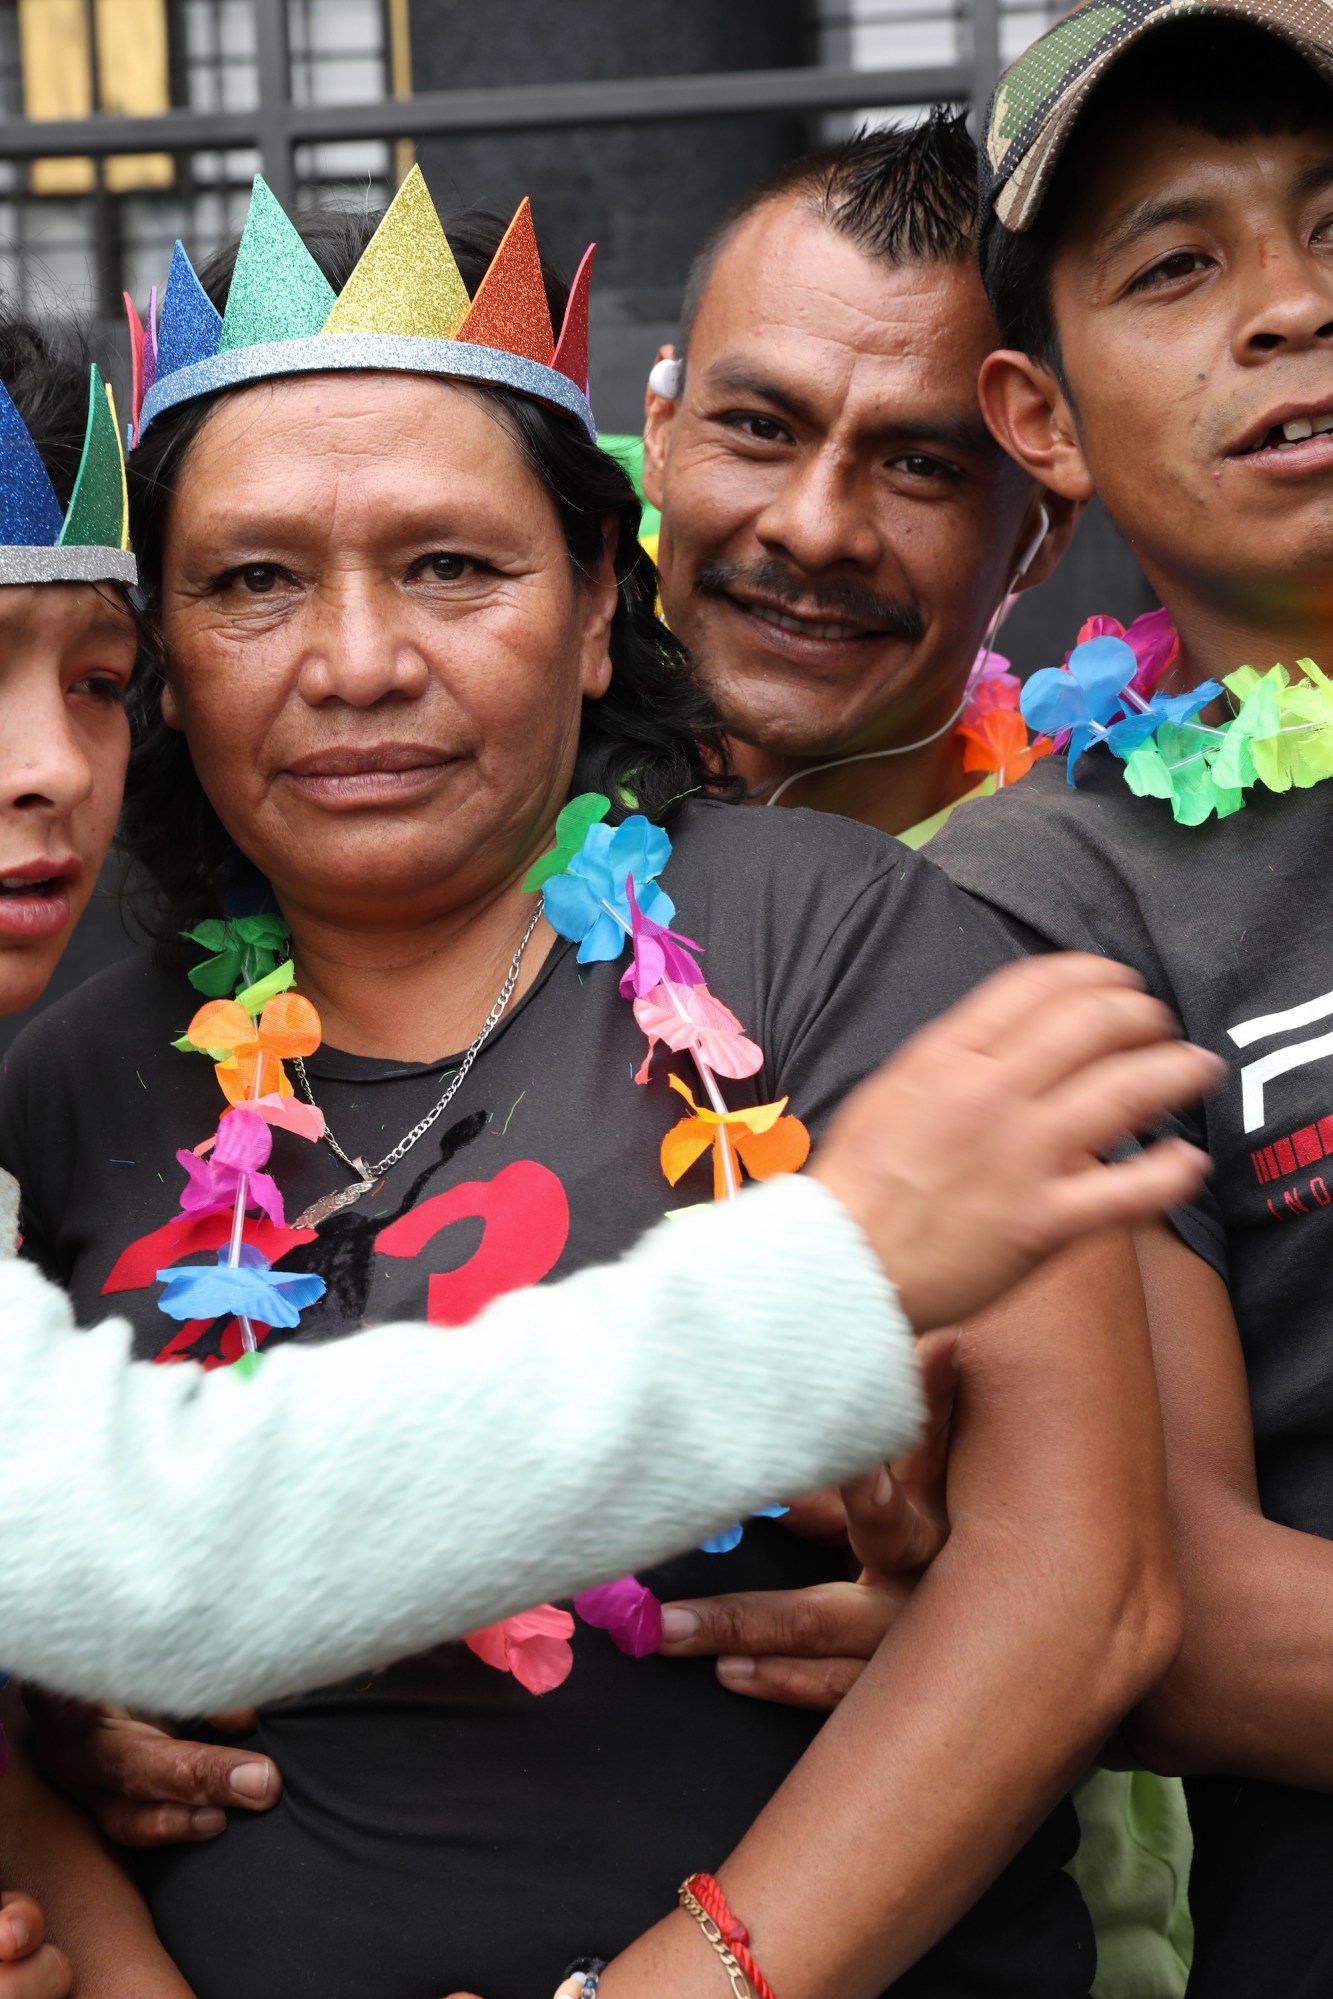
[1228,986,1333,1133]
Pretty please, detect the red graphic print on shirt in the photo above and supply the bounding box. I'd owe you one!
[99,1155,570,1361]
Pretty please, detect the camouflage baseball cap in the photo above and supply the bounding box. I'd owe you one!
[982,0,1333,237]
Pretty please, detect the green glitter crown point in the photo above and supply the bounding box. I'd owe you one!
[219,176,338,353]
[57,365,128,551]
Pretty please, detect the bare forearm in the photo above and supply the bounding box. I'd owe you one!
[1128,1509,1333,1785]
[605,1524,1170,1997]
[1128,1224,1333,1787]
[0,1694,192,1998]
[606,1234,1179,1998]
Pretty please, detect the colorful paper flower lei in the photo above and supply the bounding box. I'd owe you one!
[1020,609,1333,825]
[526,793,812,1654]
[160,801,816,1694]
[159,929,328,1367]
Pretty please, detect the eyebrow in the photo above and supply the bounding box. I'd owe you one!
[1097,154,1333,267]
[1096,195,1218,267]
[702,361,999,457]
[79,609,136,643]
[1293,155,1333,203]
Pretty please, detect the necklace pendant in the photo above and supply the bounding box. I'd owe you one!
[293,1175,383,1230]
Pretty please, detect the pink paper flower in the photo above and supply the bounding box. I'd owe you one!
[176,1107,286,1227]
[618,873,705,999]
[465,1605,575,1695]
[1072,608,1178,698]
[971,644,1012,684]
[632,980,764,1085]
[574,1575,663,1657]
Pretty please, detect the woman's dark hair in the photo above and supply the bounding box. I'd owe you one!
[982,19,1333,379]
[123,204,736,945]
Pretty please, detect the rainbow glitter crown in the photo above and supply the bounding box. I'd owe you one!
[0,364,133,585]
[126,166,596,445]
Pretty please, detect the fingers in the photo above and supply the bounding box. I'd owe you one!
[0,1947,71,1999]
[208,1709,260,1734]
[0,1906,70,1999]
[0,1897,43,1960]
[1045,1040,1225,1157]
[776,1489,849,1547]
[989,982,1181,1098]
[658,1581,895,1662]
[82,1732,278,1815]
[914,954,1143,1058]
[91,1796,232,1847]
[34,1715,282,1847]
[842,1465,945,1575]
[714,1654,867,1711]
[1041,1139,1212,1245]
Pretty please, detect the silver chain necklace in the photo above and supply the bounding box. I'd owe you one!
[289,897,545,1229]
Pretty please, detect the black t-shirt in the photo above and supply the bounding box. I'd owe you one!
[0,800,1090,1999]
[931,754,1333,1998]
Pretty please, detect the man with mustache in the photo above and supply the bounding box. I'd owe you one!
[640,111,1073,844]
[640,112,1194,1999]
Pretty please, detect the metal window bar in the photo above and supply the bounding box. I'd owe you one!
[0,0,1034,309]
[0,4,1015,177]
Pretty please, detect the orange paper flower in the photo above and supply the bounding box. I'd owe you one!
[660,1074,810,1200]
[185,991,322,1105]
[958,704,1053,785]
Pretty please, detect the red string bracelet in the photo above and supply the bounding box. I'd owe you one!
[679,1873,778,1999]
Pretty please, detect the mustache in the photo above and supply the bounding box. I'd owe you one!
[694,558,924,643]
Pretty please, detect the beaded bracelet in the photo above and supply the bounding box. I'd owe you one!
[678,1874,778,1999]
[553,1957,605,1998]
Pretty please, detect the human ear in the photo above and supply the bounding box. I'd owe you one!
[160,676,184,731]
[979,351,1095,505]
[1012,487,1086,595]
[578,514,618,703]
[641,343,679,511]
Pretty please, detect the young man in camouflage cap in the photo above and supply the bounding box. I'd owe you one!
[932,4,1333,1991]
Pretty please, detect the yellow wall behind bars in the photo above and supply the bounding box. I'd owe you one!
[20,0,172,197]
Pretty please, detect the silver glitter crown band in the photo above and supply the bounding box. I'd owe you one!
[0,545,138,586]
[138,334,598,442]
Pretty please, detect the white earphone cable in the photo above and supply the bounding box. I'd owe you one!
[759,503,1050,808]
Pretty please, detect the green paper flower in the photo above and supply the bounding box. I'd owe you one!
[522,792,612,892]
[235,959,296,1018]
[183,914,292,998]
[1223,659,1333,793]
[1123,724,1244,825]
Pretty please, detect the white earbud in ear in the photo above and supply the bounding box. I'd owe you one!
[1016,501,1051,581]
[648,356,683,401]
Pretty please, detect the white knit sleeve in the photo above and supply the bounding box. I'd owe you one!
[0,1173,919,1711]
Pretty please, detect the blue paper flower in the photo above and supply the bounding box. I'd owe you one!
[543,815,676,963]
[1021,636,1138,783]
[700,1523,744,1555]
[156,1244,325,1329]
[1100,681,1223,760]
[699,1503,789,1556]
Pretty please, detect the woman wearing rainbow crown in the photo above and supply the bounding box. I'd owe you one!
[0,171,1209,1999]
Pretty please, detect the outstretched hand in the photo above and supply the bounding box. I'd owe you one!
[810,952,1220,1329]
